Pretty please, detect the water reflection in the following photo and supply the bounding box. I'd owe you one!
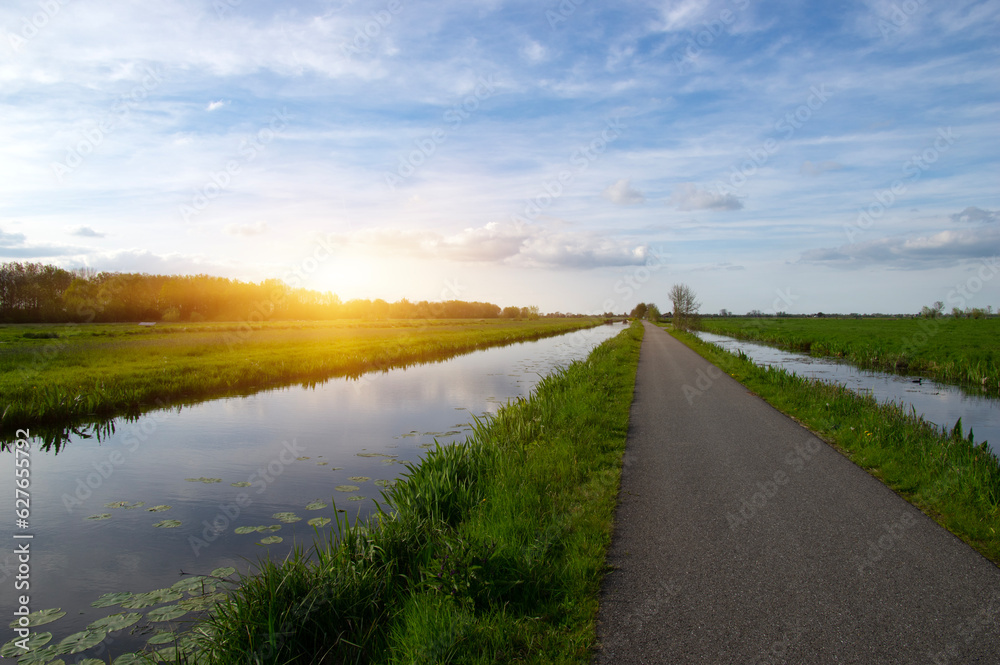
[696,331,999,455]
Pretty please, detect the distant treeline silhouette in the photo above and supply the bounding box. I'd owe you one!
[0,262,539,323]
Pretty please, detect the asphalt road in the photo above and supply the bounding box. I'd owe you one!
[594,322,1000,664]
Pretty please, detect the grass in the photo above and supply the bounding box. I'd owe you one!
[699,316,1000,392]
[667,326,1000,566]
[0,318,603,438]
[155,321,643,664]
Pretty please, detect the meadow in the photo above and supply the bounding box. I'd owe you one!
[1,318,602,437]
[699,317,1000,391]
[668,326,1000,566]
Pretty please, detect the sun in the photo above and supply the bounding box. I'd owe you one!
[310,253,379,299]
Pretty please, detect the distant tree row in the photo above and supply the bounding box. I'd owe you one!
[0,262,537,323]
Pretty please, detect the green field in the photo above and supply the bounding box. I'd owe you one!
[1,318,602,437]
[699,317,1000,391]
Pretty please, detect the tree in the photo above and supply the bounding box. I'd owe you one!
[921,301,944,319]
[630,303,648,319]
[669,283,701,330]
[645,303,661,322]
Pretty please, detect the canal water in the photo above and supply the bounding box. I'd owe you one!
[695,331,1000,456]
[0,323,626,661]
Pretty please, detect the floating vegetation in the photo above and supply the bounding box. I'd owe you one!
[329,466,344,470]
[259,536,283,545]
[7,608,65,628]
[356,452,396,458]
[147,605,189,622]
[1,632,51,658]
[103,500,145,509]
[234,526,258,535]
[171,576,208,593]
[374,479,394,488]
[121,588,182,609]
[335,485,360,492]
[259,524,281,533]
[230,481,251,487]
[87,612,141,632]
[272,512,301,523]
[419,443,434,449]
[348,496,365,501]
[296,456,310,460]
[86,513,112,520]
[112,654,151,665]
[307,517,331,527]
[211,567,236,578]
[381,458,399,463]
[153,519,182,528]
[347,476,370,482]
[178,593,226,612]
[316,461,329,466]
[305,500,327,510]
[147,505,171,512]
[58,628,107,654]
[92,592,132,608]
[185,477,222,483]
[147,632,179,645]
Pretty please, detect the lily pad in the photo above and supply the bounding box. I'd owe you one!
[10,645,60,664]
[296,456,310,460]
[210,567,236,578]
[147,605,189,622]
[104,501,128,509]
[79,659,107,665]
[171,576,208,593]
[272,512,301,523]
[230,481,251,487]
[8,607,65,628]
[86,513,112,520]
[92,592,133,608]
[185,477,222,483]
[147,631,178,645]
[316,461,329,466]
[335,485,360,492]
[347,476,370,482]
[307,517,331,527]
[147,505,171,512]
[259,536,283,545]
[58,629,107,654]
[113,653,154,664]
[348,496,365,501]
[153,519,182,528]
[120,589,181,609]
[374,479,393,488]
[87,612,141,632]
[304,500,327,511]
[178,593,226,611]
[234,526,258,535]
[258,524,281,533]
[1,631,51,657]
[123,501,145,509]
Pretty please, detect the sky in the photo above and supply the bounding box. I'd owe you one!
[1,0,999,315]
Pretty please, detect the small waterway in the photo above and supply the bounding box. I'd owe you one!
[0,323,625,661]
[695,332,1000,456]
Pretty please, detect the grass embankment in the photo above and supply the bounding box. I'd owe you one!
[165,321,642,664]
[668,326,1000,566]
[1,318,601,436]
[700,317,1000,391]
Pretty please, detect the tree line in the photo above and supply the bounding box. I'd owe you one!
[0,262,536,323]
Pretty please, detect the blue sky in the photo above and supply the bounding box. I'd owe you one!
[2,0,998,315]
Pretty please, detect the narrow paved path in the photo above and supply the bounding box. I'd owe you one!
[595,322,1000,663]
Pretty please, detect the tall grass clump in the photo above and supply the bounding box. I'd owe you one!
[670,327,1000,565]
[169,322,643,664]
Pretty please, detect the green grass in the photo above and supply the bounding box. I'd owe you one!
[668,326,1000,566]
[0,318,603,437]
[699,316,1000,391]
[156,321,643,664]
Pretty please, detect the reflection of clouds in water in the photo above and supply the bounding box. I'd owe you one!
[696,332,1000,454]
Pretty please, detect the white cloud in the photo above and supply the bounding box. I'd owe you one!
[950,207,998,224]
[668,183,743,211]
[799,226,1000,269]
[521,41,547,63]
[69,226,107,238]
[206,100,227,112]
[603,179,645,205]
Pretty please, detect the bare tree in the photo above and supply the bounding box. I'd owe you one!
[669,283,701,330]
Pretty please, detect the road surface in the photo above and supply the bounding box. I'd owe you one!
[595,322,1000,663]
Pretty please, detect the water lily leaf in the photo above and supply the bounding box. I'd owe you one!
[230,481,251,487]
[348,496,365,501]
[78,659,107,665]
[1,631,51,657]
[272,512,301,523]
[147,605,189,622]
[86,513,112,520]
[104,501,128,509]
[153,519,182,528]
[10,645,60,664]
[120,589,181,609]
[210,567,236,578]
[295,456,310,460]
[329,467,343,470]
[121,501,145,509]
[347,476,370,482]
[335,485,360,492]
[185,477,221,483]
[113,653,154,664]
[147,505,171,512]
[87,612,141,632]
[8,608,65,628]
[234,526,258,534]
[178,593,226,611]
[374,479,393,488]
[357,452,395,458]
[259,536,283,545]
[58,629,107,654]
[147,631,178,645]
[258,524,281,533]
[171,576,208,593]
[307,517,331,527]
[316,461,329,466]
[304,500,326,511]
[92,592,133,608]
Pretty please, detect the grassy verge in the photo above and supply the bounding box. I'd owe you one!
[667,326,1000,566]
[1,318,602,437]
[149,321,644,664]
[699,316,1000,391]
